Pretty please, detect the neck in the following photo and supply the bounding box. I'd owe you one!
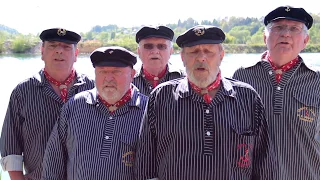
[44,68,73,82]
[268,52,298,68]
[143,65,166,76]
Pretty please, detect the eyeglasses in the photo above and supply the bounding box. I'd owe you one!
[269,25,304,35]
[143,43,168,50]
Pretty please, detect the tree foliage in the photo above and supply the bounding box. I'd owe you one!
[2,14,320,54]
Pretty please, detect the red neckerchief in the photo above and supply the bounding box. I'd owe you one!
[44,69,75,102]
[266,53,299,83]
[98,88,132,113]
[143,67,167,88]
[188,72,221,104]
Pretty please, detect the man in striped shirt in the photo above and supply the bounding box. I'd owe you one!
[133,25,185,96]
[232,6,320,180]
[135,25,273,180]
[42,46,148,180]
[0,28,95,180]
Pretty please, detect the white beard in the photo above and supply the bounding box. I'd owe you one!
[186,68,218,88]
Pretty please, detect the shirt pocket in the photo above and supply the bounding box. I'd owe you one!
[117,133,137,176]
[293,90,319,123]
[229,108,257,137]
[228,109,256,171]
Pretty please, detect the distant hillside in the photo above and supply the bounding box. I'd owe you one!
[0,24,18,34]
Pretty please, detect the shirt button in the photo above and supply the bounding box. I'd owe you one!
[105,136,110,140]
[108,116,113,120]
[149,86,152,89]
[269,71,273,75]
[96,104,99,107]
[277,86,281,90]
[205,109,210,114]
[206,131,211,136]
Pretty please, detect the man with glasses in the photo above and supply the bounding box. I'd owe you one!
[0,28,95,180]
[133,25,185,96]
[232,6,320,180]
[135,25,273,180]
[42,46,148,180]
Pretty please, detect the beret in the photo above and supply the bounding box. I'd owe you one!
[40,28,81,44]
[176,25,225,48]
[264,6,313,29]
[136,25,174,43]
[90,46,137,68]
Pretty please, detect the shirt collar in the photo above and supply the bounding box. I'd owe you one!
[134,62,183,78]
[34,69,87,87]
[255,51,317,72]
[176,77,237,99]
[86,84,144,110]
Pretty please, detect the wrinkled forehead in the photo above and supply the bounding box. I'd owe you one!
[271,19,305,26]
[139,37,171,44]
[183,43,221,51]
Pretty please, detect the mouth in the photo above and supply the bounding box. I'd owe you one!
[54,58,64,61]
[279,42,289,45]
[195,67,207,71]
[150,57,160,60]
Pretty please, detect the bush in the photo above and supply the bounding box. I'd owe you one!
[78,40,102,53]
[11,35,36,53]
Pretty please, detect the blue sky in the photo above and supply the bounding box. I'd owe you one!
[0,0,318,35]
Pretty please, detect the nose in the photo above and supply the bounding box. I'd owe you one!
[280,28,291,37]
[104,73,115,81]
[196,51,206,62]
[150,47,160,54]
[55,45,63,53]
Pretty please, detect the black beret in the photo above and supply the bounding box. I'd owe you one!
[90,46,137,68]
[136,25,174,43]
[264,6,313,29]
[176,25,225,48]
[40,28,81,44]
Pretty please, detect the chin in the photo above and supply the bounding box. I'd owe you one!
[100,92,121,102]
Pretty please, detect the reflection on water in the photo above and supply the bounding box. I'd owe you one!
[0,53,320,179]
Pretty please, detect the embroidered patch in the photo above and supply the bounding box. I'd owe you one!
[122,151,135,166]
[297,107,316,122]
[237,143,252,168]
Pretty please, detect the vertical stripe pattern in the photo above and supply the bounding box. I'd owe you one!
[135,77,273,180]
[232,54,320,180]
[0,70,95,180]
[41,86,148,180]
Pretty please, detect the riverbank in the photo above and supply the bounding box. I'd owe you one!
[1,40,320,54]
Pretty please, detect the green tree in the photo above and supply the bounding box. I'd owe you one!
[0,30,9,53]
[11,34,36,53]
[110,32,116,40]
[246,27,265,45]
[228,27,251,44]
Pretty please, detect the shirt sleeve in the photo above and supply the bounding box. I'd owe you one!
[0,155,23,171]
[0,87,24,170]
[135,94,158,180]
[251,94,275,180]
[41,104,69,180]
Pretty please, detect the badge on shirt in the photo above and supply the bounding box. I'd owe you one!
[297,107,316,122]
[237,143,252,168]
[122,151,135,166]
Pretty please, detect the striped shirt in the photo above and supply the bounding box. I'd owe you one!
[42,86,148,180]
[232,52,320,180]
[0,70,95,180]
[135,77,274,180]
[133,63,185,96]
